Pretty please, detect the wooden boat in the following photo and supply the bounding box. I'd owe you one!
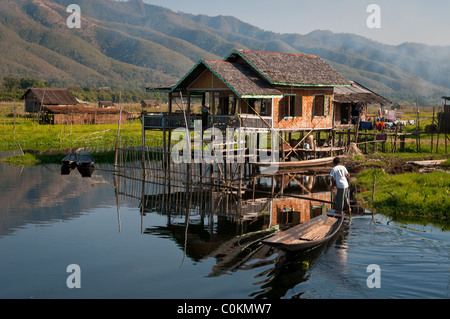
[76,153,95,166]
[261,210,344,252]
[61,153,79,166]
[252,156,335,169]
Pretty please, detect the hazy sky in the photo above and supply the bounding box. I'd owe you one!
[143,0,450,46]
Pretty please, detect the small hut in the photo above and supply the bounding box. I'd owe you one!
[141,100,160,109]
[23,88,79,113]
[98,101,115,108]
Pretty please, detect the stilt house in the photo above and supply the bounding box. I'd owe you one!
[145,49,383,164]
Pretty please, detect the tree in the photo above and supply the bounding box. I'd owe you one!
[3,77,20,91]
[19,78,48,90]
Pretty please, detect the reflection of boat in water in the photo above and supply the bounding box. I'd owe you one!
[262,210,344,252]
[61,153,79,166]
[77,165,95,177]
[202,228,279,277]
[76,153,95,166]
[60,164,74,175]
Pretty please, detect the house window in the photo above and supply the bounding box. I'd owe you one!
[244,98,271,116]
[283,95,302,117]
[313,95,331,117]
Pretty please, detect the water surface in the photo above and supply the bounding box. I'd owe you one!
[0,162,448,299]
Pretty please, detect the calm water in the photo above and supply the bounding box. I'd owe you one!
[0,161,448,299]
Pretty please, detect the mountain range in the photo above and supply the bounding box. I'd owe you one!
[0,0,449,105]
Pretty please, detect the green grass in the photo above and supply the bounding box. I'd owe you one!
[355,169,450,220]
[0,150,117,166]
[440,158,450,167]
[0,116,143,152]
[0,103,166,165]
[0,153,40,166]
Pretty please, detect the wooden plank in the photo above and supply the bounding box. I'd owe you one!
[407,159,446,167]
[300,225,331,241]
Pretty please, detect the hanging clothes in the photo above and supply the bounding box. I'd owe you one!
[359,121,373,130]
[375,121,385,130]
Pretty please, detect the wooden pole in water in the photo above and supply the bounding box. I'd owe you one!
[436,110,441,154]
[13,109,16,140]
[416,100,420,151]
[431,107,435,153]
[372,174,376,203]
[114,93,123,170]
[141,106,146,178]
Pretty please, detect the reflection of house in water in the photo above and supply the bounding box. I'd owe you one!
[255,174,332,230]
[112,147,349,297]
[116,161,332,268]
[271,191,331,229]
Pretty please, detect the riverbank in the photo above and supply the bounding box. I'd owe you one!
[344,152,450,175]
[0,149,116,166]
[342,153,450,221]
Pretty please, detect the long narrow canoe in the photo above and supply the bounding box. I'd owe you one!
[261,210,344,252]
[252,157,335,168]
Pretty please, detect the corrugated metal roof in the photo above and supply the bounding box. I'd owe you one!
[24,88,79,106]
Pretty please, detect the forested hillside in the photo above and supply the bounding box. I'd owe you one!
[0,0,449,105]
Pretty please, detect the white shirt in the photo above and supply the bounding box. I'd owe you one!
[330,165,349,189]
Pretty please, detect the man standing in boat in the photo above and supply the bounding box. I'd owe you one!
[329,157,350,216]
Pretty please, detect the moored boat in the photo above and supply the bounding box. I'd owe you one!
[76,153,95,166]
[252,156,335,169]
[61,153,79,166]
